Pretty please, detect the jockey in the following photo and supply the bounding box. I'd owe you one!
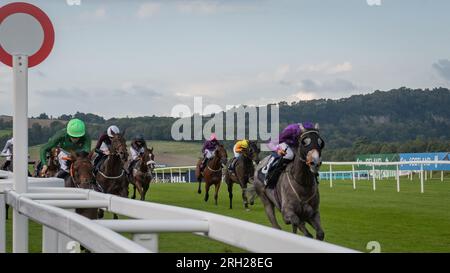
[40,119,91,179]
[262,123,311,187]
[228,139,249,171]
[128,134,148,174]
[93,125,120,174]
[200,133,220,171]
[1,137,13,171]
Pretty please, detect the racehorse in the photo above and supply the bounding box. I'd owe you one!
[195,144,228,205]
[252,124,325,240]
[65,151,99,220]
[94,133,129,219]
[130,147,155,201]
[224,141,260,210]
[36,147,60,177]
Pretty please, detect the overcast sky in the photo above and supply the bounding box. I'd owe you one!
[1,0,450,118]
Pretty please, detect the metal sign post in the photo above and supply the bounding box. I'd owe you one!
[0,2,55,253]
[12,55,29,252]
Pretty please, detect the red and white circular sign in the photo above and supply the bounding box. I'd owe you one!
[0,2,54,68]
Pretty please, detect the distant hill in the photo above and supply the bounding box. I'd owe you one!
[1,87,449,160]
[0,115,66,129]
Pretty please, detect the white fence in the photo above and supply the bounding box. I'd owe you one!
[153,160,450,193]
[0,170,356,253]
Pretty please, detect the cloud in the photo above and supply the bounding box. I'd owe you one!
[285,78,359,102]
[137,2,161,18]
[298,61,353,74]
[432,59,450,82]
[37,88,90,98]
[80,7,107,20]
[367,0,382,6]
[175,0,256,14]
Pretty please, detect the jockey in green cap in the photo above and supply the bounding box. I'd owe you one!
[39,118,91,178]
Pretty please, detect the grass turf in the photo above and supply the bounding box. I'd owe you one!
[4,176,450,253]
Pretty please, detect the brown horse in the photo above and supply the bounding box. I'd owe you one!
[37,147,60,177]
[195,144,228,205]
[65,151,99,220]
[224,141,260,210]
[94,133,129,219]
[130,147,155,201]
[252,125,325,240]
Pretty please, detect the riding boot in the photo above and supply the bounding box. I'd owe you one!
[56,169,69,179]
[200,157,208,172]
[127,160,136,176]
[93,153,103,175]
[228,157,237,171]
[265,158,287,189]
[1,160,11,171]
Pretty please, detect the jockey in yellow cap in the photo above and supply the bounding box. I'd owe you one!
[228,139,249,171]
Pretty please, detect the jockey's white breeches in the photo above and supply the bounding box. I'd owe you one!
[204,149,214,159]
[57,150,70,172]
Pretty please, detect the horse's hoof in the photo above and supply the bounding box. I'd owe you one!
[245,208,251,212]
[197,190,201,194]
[250,201,254,205]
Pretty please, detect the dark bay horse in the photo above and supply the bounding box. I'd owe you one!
[37,147,60,177]
[94,133,129,219]
[195,144,228,205]
[224,141,260,210]
[65,151,99,220]
[253,125,325,240]
[130,147,155,201]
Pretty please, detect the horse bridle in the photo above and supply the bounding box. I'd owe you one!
[70,161,97,189]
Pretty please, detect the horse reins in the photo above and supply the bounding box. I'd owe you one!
[285,171,317,205]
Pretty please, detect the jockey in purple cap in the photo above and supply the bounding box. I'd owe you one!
[200,133,221,171]
[262,122,316,186]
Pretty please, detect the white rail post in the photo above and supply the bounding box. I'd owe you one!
[170,168,173,183]
[410,171,413,181]
[188,168,191,182]
[430,171,432,179]
[329,164,333,188]
[352,164,356,190]
[372,165,376,191]
[0,193,5,253]
[420,164,424,193]
[12,55,29,253]
[396,164,400,192]
[442,171,444,182]
[133,234,158,252]
[179,168,182,183]
[42,226,58,253]
[425,170,427,181]
[162,169,165,183]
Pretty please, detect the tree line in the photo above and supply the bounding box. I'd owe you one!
[1,87,449,160]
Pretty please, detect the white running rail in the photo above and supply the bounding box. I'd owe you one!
[0,170,357,253]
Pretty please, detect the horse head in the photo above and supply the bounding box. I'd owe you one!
[297,123,325,174]
[146,147,156,171]
[248,141,261,164]
[215,144,228,166]
[70,151,95,189]
[111,133,129,163]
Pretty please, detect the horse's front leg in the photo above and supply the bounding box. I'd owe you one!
[297,222,313,238]
[240,180,249,210]
[308,212,325,241]
[204,183,211,202]
[197,180,202,194]
[132,183,136,199]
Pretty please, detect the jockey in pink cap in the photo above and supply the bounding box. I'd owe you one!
[200,133,220,171]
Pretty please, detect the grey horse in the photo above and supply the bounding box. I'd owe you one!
[252,124,325,240]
